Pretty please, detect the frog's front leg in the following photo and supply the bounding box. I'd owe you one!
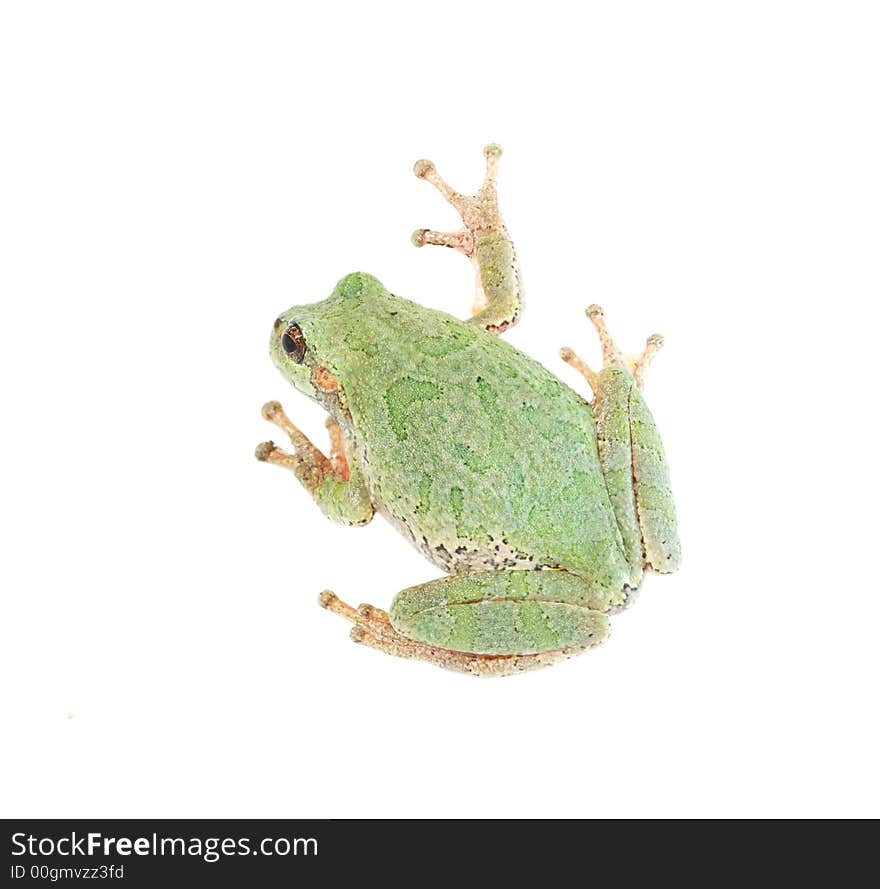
[319,569,612,676]
[412,144,521,334]
[256,401,374,526]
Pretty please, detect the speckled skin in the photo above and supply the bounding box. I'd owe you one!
[257,146,680,675]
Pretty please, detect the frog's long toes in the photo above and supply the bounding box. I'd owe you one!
[559,346,598,390]
[350,625,368,644]
[482,144,502,187]
[583,304,626,368]
[413,159,435,179]
[319,590,363,625]
[632,333,665,389]
[357,603,392,630]
[410,228,473,253]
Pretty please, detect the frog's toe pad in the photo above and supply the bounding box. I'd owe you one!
[255,441,276,462]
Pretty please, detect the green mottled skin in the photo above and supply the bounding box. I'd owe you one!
[269,272,679,657]
[592,368,646,586]
[473,233,520,330]
[390,571,611,655]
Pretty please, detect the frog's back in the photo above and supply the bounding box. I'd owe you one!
[327,285,629,588]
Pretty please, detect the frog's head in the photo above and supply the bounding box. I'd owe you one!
[269,271,388,416]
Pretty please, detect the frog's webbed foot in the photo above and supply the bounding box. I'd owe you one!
[412,144,521,334]
[559,304,664,395]
[318,591,586,677]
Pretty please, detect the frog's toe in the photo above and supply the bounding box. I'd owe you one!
[559,345,598,391]
[261,400,283,421]
[318,589,338,609]
[410,228,473,254]
[357,602,390,624]
[607,584,642,615]
[413,158,435,179]
[632,334,665,389]
[254,440,277,462]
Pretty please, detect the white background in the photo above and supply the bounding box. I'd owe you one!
[2,2,877,818]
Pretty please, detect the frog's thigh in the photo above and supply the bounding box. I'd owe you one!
[389,570,610,656]
[628,386,681,573]
[589,369,680,582]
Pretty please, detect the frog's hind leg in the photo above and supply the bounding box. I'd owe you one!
[319,570,611,677]
[411,144,521,334]
[319,591,564,676]
[560,306,681,583]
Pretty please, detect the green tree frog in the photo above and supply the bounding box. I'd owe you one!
[257,145,680,675]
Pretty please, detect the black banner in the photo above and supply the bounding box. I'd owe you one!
[2,819,868,884]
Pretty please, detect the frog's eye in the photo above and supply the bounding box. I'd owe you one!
[281,323,307,363]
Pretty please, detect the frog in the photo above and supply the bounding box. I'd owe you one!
[256,144,680,676]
